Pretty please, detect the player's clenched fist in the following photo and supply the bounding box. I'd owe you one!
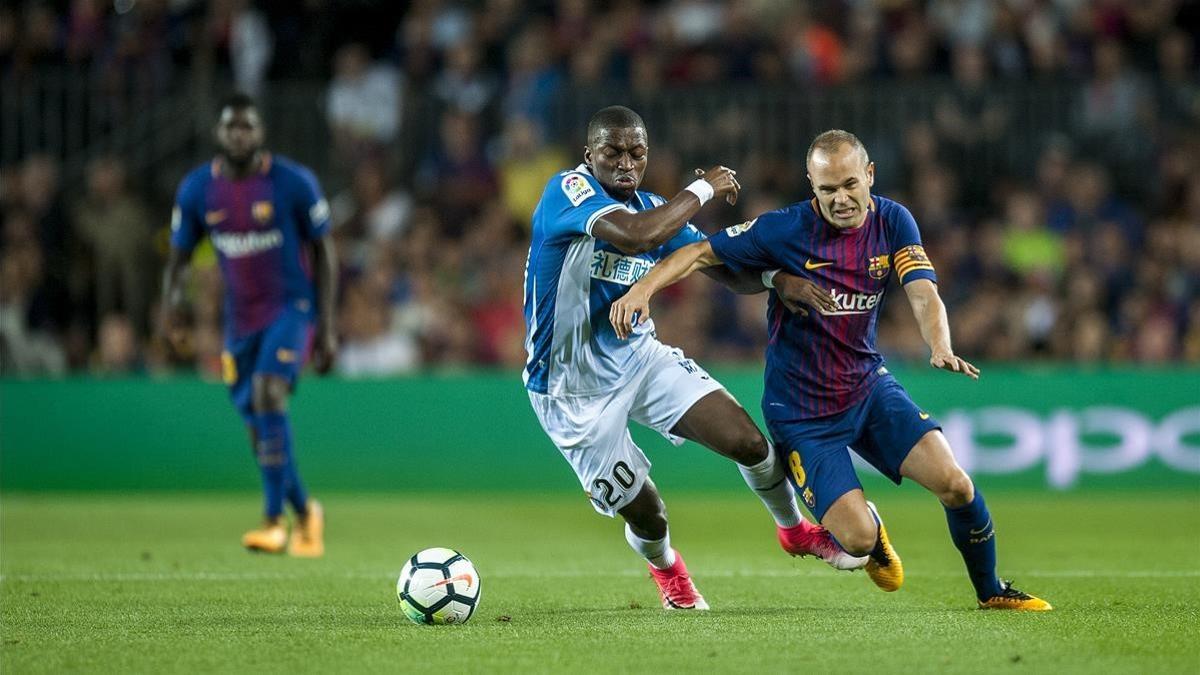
[696,166,740,205]
[609,287,652,340]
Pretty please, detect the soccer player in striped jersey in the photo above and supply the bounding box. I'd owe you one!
[160,93,336,558]
[524,107,866,611]
[611,130,1051,610]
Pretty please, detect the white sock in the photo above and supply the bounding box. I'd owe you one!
[624,523,677,570]
[738,448,804,528]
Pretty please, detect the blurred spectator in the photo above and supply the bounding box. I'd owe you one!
[496,116,569,227]
[327,43,403,164]
[417,109,498,234]
[1001,190,1063,279]
[434,39,499,116]
[502,22,563,135]
[0,233,65,375]
[229,0,273,97]
[93,313,141,374]
[73,156,153,333]
[331,159,414,270]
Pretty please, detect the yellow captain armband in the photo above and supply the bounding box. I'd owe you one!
[894,245,935,283]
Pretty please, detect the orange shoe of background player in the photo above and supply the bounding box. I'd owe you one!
[242,521,288,554]
[288,499,324,558]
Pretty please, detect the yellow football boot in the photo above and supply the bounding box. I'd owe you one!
[864,501,904,592]
[242,521,288,554]
[979,580,1053,611]
[287,499,324,558]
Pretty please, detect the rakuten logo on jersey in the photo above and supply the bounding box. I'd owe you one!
[821,288,884,315]
[211,229,284,258]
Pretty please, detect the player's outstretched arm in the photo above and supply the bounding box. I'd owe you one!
[903,278,979,379]
[609,240,721,339]
[158,246,193,353]
[592,166,739,255]
[310,236,338,375]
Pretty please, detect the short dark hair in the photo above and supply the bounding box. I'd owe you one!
[807,129,869,167]
[219,92,258,114]
[586,105,646,145]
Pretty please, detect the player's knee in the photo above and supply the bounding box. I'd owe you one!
[251,375,290,413]
[938,470,975,508]
[728,431,769,467]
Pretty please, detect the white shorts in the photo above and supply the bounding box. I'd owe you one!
[528,341,725,516]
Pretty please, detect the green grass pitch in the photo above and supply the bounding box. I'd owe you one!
[2,490,1198,673]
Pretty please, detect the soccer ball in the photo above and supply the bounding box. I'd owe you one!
[396,547,481,625]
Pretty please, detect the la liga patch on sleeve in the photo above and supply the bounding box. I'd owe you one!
[561,173,596,206]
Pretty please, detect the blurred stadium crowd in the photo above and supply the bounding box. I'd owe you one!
[1,0,1198,377]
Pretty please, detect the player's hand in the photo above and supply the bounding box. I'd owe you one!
[609,286,651,340]
[930,349,979,380]
[158,303,190,354]
[773,272,838,316]
[312,325,337,376]
[695,166,740,206]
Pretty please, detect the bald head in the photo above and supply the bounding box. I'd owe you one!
[806,129,869,172]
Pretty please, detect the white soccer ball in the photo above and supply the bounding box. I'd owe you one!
[396,547,481,625]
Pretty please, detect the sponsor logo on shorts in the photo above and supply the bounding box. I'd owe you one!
[205,209,226,225]
[276,348,298,364]
[919,411,931,420]
[804,258,833,270]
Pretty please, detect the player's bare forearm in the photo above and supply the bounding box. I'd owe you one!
[609,241,719,339]
[592,165,739,255]
[591,193,705,255]
[640,241,720,297]
[903,279,979,379]
[159,247,193,351]
[311,236,338,375]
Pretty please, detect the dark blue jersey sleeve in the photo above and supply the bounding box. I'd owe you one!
[885,202,937,285]
[707,212,783,272]
[169,171,205,254]
[289,164,331,240]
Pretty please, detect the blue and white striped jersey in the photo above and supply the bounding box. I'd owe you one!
[523,164,705,396]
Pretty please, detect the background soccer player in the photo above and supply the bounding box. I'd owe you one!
[611,130,1051,610]
[160,93,337,558]
[525,107,866,611]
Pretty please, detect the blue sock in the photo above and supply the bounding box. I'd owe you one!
[944,490,1003,600]
[253,412,308,519]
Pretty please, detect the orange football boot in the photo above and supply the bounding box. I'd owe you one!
[864,501,904,592]
[242,520,288,554]
[288,499,324,558]
[978,580,1053,611]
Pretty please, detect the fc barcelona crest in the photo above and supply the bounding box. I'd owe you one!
[252,200,274,223]
[867,253,890,279]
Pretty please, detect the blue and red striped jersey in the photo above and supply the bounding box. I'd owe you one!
[170,153,331,338]
[708,195,936,421]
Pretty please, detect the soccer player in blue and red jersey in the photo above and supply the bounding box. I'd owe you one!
[611,130,1051,610]
[160,93,337,558]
